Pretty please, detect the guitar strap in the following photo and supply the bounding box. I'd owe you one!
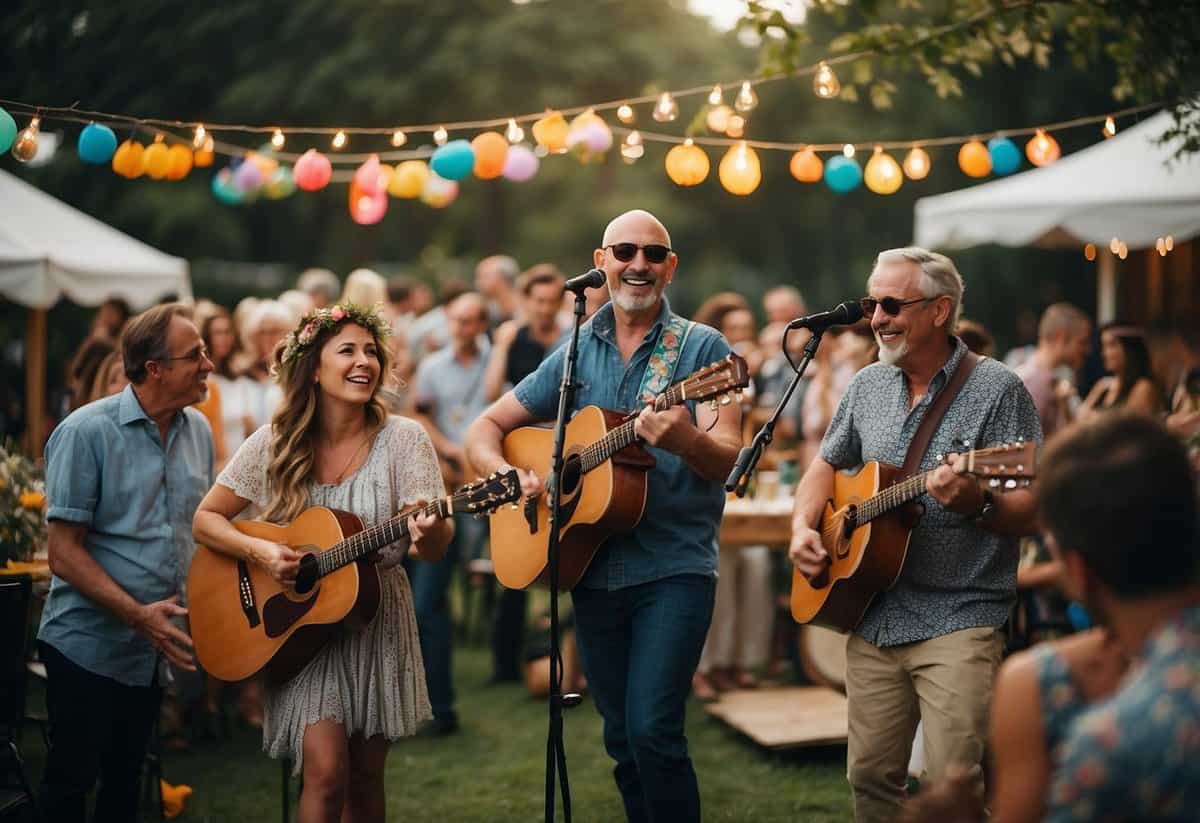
[900,347,981,479]
[637,314,693,405]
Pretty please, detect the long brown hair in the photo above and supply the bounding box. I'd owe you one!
[263,318,393,523]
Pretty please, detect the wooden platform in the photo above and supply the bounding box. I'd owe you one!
[705,686,849,750]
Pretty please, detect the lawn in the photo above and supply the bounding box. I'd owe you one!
[20,641,853,822]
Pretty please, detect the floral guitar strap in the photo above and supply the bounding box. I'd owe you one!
[636,313,694,407]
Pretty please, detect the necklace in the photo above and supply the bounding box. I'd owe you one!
[326,430,373,484]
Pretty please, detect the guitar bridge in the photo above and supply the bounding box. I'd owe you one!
[236,559,261,629]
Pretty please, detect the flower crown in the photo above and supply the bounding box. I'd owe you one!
[280,302,392,365]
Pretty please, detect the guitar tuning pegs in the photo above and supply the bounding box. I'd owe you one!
[989,478,1001,488]
[719,394,732,406]
[709,398,719,411]
[1004,479,1017,489]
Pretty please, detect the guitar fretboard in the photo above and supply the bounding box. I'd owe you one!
[314,497,451,578]
[578,385,683,473]
[854,471,930,525]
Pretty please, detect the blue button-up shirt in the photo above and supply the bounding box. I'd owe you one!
[820,337,1042,646]
[513,298,732,590]
[38,385,214,686]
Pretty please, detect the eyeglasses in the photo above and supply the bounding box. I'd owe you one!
[605,243,673,264]
[859,296,936,317]
[162,346,211,364]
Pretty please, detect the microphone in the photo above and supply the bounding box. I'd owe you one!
[564,268,607,293]
[785,300,865,331]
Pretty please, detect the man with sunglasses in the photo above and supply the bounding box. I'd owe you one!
[788,247,1041,822]
[467,210,743,822]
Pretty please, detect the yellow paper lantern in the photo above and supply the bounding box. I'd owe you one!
[142,142,171,180]
[112,140,145,179]
[389,160,429,198]
[164,144,194,181]
[1026,129,1061,166]
[377,163,394,190]
[471,131,509,179]
[664,139,710,187]
[718,142,761,196]
[789,147,823,183]
[957,139,991,178]
[864,148,903,195]
[902,146,931,180]
[531,110,569,154]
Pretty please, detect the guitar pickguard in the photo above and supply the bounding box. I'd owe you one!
[262,588,320,638]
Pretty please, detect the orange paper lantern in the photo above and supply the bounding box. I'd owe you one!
[471,131,509,179]
[718,142,761,195]
[789,148,823,182]
[1026,129,1061,166]
[664,140,710,187]
[531,110,568,154]
[957,140,991,178]
[142,142,171,180]
[902,146,931,180]
[164,144,194,180]
[864,148,903,194]
[112,139,145,179]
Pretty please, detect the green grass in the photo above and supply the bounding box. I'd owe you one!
[21,642,853,822]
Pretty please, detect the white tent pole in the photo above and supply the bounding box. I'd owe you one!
[1097,251,1117,324]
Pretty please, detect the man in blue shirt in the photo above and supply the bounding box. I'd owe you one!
[38,303,215,823]
[466,210,742,822]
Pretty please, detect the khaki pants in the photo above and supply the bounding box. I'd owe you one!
[844,626,1005,823]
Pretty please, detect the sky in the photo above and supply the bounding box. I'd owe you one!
[687,0,808,31]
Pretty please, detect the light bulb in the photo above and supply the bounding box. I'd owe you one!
[734,81,758,113]
[625,130,642,148]
[902,146,930,180]
[1156,237,1166,255]
[814,62,840,99]
[1118,242,1128,260]
[506,118,525,144]
[11,117,39,163]
[621,131,644,161]
[433,126,448,146]
[1110,237,1121,254]
[1102,116,1116,138]
[726,115,745,138]
[1165,235,1174,251]
[391,130,407,147]
[1084,243,1097,261]
[332,130,347,150]
[617,104,635,124]
[652,92,678,123]
[192,124,207,149]
[271,128,285,149]
[843,143,855,159]
[708,85,724,106]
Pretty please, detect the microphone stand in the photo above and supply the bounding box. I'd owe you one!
[725,326,826,495]
[543,287,587,823]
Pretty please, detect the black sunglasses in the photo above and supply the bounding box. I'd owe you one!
[606,243,673,264]
[859,296,936,317]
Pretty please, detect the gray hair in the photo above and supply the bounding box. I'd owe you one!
[296,267,341,302]
[1038,302,1090,341]
[478,255,520,286]
[870,246,965,328]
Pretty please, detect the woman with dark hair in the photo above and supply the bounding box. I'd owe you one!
[1079,322,1164,418]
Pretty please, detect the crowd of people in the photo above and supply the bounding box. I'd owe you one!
[29,207,1200,822]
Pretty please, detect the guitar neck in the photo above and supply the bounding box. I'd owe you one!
[855,470,932,525]
[315,497,451,578]
[578,385,684,473]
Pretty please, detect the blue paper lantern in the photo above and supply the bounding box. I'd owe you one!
[824,155,863,193]
[211,168,244,205]
[77,123,118,165]
[0,107,16,154]
[987,137,1021,176]
[430,139,475,181]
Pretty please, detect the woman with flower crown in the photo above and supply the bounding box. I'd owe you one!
[194,302,452,823]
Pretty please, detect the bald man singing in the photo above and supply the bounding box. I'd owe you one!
[467,210,742,822]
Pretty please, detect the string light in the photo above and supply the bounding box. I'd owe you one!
[842,143,856,159]
[391,130,407,147]
[706,105,732,133]
[652,92,678,123]
[814,62,840,99]
[708,85,724,106]
[726,114,745,138]
[621,130,644,162]
[1084,243,1097,261]
[902,146,930,180]
[734,81,758,113]
[271,128,285,149]
[433,126,448,146]
[616,104,635,124]
[192,124,207,149]
[1117,241,1128,260]
[1156,237,1167,256]
[1102,116,1117,138]
[1165,235,1174,251]
[331,130,347,150]
[11,116,39,163]
[506,118,525,144]
[1110,237,1121,254]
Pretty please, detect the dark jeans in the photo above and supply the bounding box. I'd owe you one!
[572,574,716,823]
[491,587,527,681]
[37,641,162,823]
[409,512,485,722]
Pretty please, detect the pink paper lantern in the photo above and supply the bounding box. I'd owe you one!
[354,154,383,196]
[294,149,332,192]
[348,179,388,225]
[502,144,539,182]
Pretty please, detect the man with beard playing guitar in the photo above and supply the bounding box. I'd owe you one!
[466,209,742,823]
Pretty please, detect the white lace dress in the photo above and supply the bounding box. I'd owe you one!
[216,416,439,773]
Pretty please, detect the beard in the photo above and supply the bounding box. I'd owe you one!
[875,332,909,366]
[613,288,660,312]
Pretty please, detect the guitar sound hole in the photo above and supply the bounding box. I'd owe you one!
[560,454,582,496]
[295,553,320,595]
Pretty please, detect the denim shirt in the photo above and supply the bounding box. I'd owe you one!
[38,385,215,686]
[513,298,732,590]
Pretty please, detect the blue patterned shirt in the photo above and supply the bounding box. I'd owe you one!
[1047,605,1200,822]
[820,337,1042,646]
[513,298,731,590]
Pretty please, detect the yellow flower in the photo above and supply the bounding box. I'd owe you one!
[19,491,45,510]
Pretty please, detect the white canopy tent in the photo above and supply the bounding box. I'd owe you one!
[0,169,192,455]
[914,110,1200,321]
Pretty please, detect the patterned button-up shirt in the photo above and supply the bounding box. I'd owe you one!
[820,337,1041,647]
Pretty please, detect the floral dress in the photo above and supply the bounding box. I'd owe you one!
[217,416,442,773]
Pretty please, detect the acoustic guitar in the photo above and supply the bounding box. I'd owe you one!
[188,469,521,684]
[791,442,1036,632]
[490,354,750,591]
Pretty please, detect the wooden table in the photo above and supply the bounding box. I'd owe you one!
[720,497,792,549]
[0,558,50,580]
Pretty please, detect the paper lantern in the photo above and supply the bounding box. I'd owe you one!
[293,149,332,191]
[0,108,16,154]
[987,137,1021,176]
[263,167,296,200]
[421,173,458,209]
[389,160,428,198]
[430,139,474,181]
[471,131,509,179]
[957,140,991,178]
[233,158,264,192]
[531,110,569,154]
[566,110,612,162]
[665,140,709,187]
[193,136,214,168]
[164,144,193,180]
[718,142,761,195]
[502,144,539,182]
[112,139,145,179]
[140,142,170,180]
[349,179,388,225]
[789,147,823,183]
[864,149,903,195]
[706,105,733,134]
[354,154,383,196]
[902,147,931,180]
[823,154,862,193]
[1026,129,1060,166]
[78,123,118,165]
[211,168,243,205]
